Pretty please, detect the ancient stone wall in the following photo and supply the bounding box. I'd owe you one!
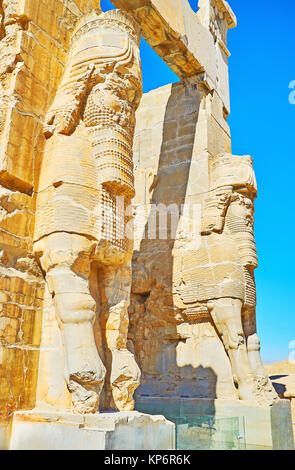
[0,1,279,440]
[129,80,237,401]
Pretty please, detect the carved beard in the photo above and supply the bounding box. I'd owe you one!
[83,84,136,199]
[225,202,258,269]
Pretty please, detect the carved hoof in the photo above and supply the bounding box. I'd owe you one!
[68,371,104,414]
[253,375,280,406]
[237,378,256,402]
[111,376,140,412]
[238,374,279,405]
[111,349,141,412]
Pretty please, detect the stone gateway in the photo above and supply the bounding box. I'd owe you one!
[0,0,293,450]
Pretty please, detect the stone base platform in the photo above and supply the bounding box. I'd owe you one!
[135,397,295,450]
[9,410,175,450]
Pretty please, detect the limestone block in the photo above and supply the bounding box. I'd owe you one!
[9,410,175,450]
[0,317,19,343]
[0,186,44,422]
[0,0,100,193]
[133,82,231,203]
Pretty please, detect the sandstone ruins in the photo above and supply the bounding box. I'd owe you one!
[0,0,293,450]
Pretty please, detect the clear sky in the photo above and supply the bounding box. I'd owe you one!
[101,0,295,364]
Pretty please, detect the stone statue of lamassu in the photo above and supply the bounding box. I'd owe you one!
[175,154,278,405]
[33,9,142,414]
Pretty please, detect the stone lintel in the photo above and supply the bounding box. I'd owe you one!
[110,1,236,112]
[110,0,205,78]
[214,0,237,28]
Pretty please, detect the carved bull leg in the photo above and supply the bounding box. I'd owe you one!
[34,233,106,413]
[101,261,141,411]
[247,333,267,375]
[209,298,256,401]
[247,333,278,404]
[243,307,278,404]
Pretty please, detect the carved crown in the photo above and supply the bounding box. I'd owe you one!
[210,154,257,195]
[71,9,141,46]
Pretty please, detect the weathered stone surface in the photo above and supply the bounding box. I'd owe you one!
[9,410,175,450]
[0,186,44,425]
[33,8,143,414]
[0,0,291,451]
[110,0,236,112]
[130,80,277,407]
[0,0,94,193]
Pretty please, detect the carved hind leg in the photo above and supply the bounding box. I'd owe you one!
[209,298,256,401]
[101,261,140,411]
[34,233,106,413]
[243,307,278,404]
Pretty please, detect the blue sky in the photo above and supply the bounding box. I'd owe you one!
[101,0,294,363]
